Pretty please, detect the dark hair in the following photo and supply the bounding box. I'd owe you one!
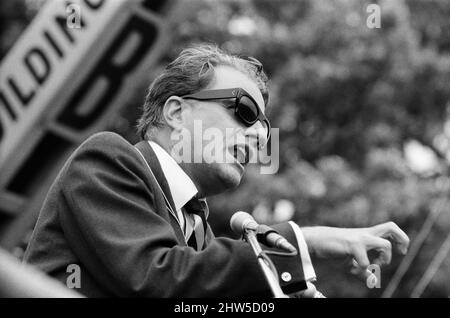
[136,43,269,139]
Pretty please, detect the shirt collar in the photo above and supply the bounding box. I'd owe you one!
[148,141,198,211]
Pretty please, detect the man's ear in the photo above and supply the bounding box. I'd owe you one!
[162,96,186,131]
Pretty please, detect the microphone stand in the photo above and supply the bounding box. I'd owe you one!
[243,228,289,298]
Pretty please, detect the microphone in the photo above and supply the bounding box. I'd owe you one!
[230,211,297,253]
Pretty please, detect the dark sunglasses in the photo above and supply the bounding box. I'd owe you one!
[181,88,271,141]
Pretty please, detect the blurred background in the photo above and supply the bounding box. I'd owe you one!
[0,0,449,297]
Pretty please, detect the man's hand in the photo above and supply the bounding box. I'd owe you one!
[301,222,410,271]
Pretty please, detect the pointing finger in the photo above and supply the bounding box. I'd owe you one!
[370,222,410,255]
[351,246,370,270]
[368,236,392,266]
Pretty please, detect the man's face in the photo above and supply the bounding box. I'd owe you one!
[179,65,268,197]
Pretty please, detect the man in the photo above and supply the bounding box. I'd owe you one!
[24,44,409,297]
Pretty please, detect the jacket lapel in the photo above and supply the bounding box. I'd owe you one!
[134,140,186,244]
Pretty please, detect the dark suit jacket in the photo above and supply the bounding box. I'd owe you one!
[24,132,308,297]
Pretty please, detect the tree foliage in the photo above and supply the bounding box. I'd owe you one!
[162,0,450,297]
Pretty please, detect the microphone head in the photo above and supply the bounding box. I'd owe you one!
[230,211,257,234]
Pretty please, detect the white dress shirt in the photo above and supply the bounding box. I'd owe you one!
[148,141,316,282]
[149,141,197,232]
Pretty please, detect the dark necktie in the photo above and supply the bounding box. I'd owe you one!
[183,197,209,251]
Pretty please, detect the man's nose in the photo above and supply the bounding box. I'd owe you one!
[245,121,268,149]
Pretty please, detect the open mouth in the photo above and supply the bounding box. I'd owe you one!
[233,144,250,165]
